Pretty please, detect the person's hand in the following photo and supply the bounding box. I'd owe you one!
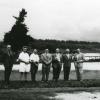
[30,60,34,62]
[25,61,29,64]
[16,59,19,62]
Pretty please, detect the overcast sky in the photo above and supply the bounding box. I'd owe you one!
[0,0,100,42]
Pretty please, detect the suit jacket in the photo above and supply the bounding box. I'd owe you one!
[52,53,62,64]
[74,53,85,63]
[62,54,72,67]
[2,49,14,67]
[41,53,52,66]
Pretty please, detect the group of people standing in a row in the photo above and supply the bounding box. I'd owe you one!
[2,44,85,86]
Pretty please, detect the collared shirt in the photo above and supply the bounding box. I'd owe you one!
[41,53,52,64]
[55,53,61,62]
[18,52,30,63]
[30,53,39,62]
[74,53,85,63]
[66,54,70,59]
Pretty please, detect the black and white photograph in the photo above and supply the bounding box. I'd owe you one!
[0,0,100,100]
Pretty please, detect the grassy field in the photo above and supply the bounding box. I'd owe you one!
[0,70,100,100]
[0,70,100,88]
[1,70,100,81]
[1,88,100,100]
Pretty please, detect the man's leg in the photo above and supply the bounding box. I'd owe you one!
[5,66,12,85]
[46,66,50,82]
[4,67,8,85]
[57,63,61,80]
[75,64,81,81]
[7,67,12,84]
[42,66,45,81]
[75,63,80,81]
[63,65,67,80]
[52,64,57,81]
[24,72,28,81]
[64,65,71,81]
[78,63,83,81]
[30,63,35,82]
[20,72,24,81]
[33,65,38,82]
[30,65,34,82]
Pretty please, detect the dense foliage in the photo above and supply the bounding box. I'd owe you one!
[3,8,100,53]
[4,9,34,52]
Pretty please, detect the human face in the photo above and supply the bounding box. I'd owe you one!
[7,45,11,50]
[23,47,27,52]
[56,49,60,53]
[65,49,70,54]
[45,49,49,53]
[34,49,37,54]
[77,49,80,53]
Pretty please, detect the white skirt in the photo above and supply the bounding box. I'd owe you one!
[19,63,30,72]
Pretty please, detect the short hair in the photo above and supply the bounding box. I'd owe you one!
[56,48,60,51]
[7,44,11,48]
[23,46,28,49]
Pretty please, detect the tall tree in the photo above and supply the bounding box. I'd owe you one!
[4,8,33,51]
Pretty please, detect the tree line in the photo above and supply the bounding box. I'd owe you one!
[1,8,100,54]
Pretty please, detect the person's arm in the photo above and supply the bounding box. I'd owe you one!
[47,54,52,65]
[30,54,34,63]
[77,54,85,63]
[41,54,47,64]
[18,53,27,64]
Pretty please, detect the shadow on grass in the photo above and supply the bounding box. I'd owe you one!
[1,80,100,89]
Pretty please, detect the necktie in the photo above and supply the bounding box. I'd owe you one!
[8,50,11,56]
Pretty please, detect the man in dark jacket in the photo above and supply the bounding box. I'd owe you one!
[2,45,14,85]
[62,49,72,81]
[52,48,62,82]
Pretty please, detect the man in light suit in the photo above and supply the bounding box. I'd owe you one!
[52,48,62,82]
[74,49,85,81]
[2,45,14,85]
[62,49,72,81]
[30,49,39,82]
[41,49,52,82]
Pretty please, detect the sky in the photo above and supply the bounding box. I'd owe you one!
[0,0,100,42]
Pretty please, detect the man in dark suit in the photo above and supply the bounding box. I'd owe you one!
[62,49,72,81]
[52,48,62,82]
[2,45,14,85]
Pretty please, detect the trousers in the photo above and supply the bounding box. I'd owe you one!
[63,63,71,80]
[4,66,12,84]
[42,64,51,81]
[30,63,38,82]
[52,62,61,81]
[74,62,83,81]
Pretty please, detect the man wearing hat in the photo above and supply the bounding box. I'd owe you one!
[52,48,62,82]
[41,49,52,82]
[62,49,72,81]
